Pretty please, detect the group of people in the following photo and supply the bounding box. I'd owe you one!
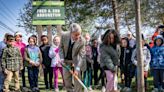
[0,23,163,92]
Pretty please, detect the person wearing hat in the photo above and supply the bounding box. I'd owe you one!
[60,23,86,92]
[0,33,10,92]
[1,34,23,92]
[13,31,27,91]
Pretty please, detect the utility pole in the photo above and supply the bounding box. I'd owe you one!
[135,0,145,92]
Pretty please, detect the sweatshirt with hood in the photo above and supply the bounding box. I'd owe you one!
[151,35,164,69]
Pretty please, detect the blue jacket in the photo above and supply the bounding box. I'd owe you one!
[151,35,164,69]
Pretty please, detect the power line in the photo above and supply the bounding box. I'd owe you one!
[0,12,16,26]
[0,0,17,18]
[0,1,17,23]
[0,21,16,33]
[0,0,27,41]
[0,21,27,40]
[0,8,17,24]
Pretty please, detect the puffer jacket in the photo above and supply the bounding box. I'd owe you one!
[131,46,151,71]
[100,44,119,72]
[151,35,164,69]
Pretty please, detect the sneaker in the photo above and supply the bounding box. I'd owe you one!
[88,86,93,91]
[55,88,59,92]
[126,88,132,92]
[101,86,106,92]
[160,88,164,92]
[84,89,88,92]
[35,87,40,92]
[22,87,29,92]
[45,89,49,92]
[151,88,158,92]
[122,87,128,92]
[15,89,21,92]
[32,88,36,92]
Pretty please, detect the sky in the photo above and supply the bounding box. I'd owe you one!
[0,0,28,41]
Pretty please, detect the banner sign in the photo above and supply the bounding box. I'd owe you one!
[32,1,65,25]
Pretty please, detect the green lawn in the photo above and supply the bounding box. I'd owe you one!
[8,70,154,92]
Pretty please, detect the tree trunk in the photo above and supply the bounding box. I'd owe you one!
[124,11,136,38]
[135,0,145,92]
[56,25,62,36]
[112,0,119,34]
[36,25,43,45]
[47,25,52,44]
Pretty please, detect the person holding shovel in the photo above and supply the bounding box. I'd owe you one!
[60,23,86,92]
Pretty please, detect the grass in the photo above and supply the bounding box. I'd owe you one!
[7,69,154,92]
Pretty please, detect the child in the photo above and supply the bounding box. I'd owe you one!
[100,29,120,92]
[49,36,64,92]
[40,35,53,90]
[151,35,164,92]
[1,35,23,92]
[24,36,42,92]
[120,37,133,92]
[83,33,93,91]
[13,32,27,91]
[131,35,151,91]
[92,39,106,92]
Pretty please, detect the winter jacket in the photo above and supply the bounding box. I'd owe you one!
[151,35,164,69]
[100,44,119,72]
[131,46,151,71]
[14,41,26,59]
[120,47,133,73]
[1,45,23,71]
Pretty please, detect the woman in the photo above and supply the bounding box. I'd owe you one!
[100,29,120,92]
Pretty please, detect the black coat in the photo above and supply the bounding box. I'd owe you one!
[120,47,133,74]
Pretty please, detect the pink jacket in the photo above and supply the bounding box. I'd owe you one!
[14,42,26,59]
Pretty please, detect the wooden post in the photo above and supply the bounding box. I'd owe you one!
[112,0,119,34]
[36,25,43,45]
[135,0,145,92]
[47,25,52,44]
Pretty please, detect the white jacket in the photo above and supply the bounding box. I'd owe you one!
[49,45,64,67]
[131,46,151,71]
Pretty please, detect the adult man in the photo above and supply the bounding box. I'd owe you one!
[60,23,86,92]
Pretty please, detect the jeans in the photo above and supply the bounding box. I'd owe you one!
[0,71,4,91]
[153,69,164,89]
[27,67,39,89]
[43,67,53,89]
